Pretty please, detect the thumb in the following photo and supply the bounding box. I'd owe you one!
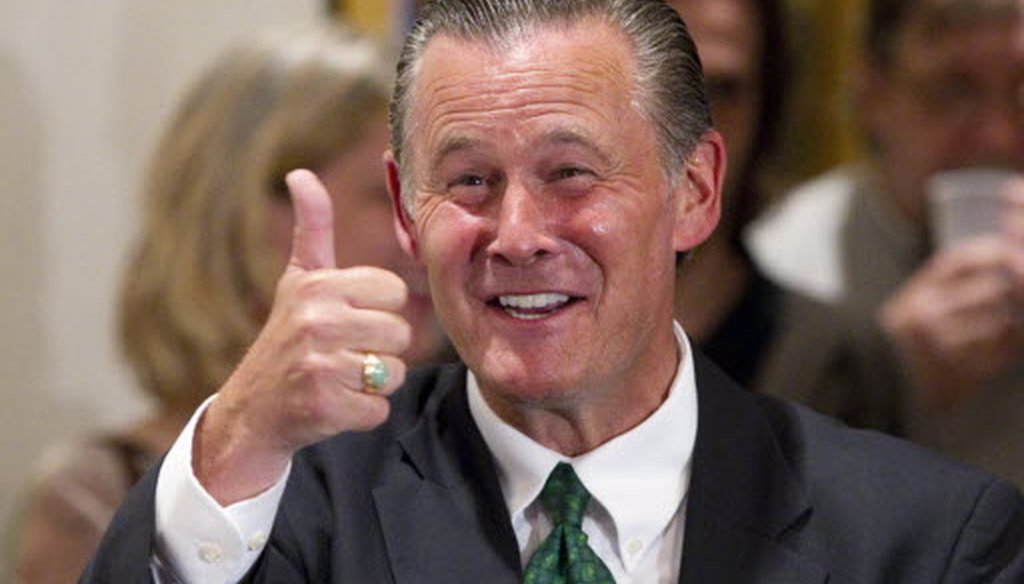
[286,169,336,270]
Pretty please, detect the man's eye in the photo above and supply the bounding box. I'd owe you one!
[547,166,597,197]
[451,174,486,188]
[447,173,493,204]
[554,167,591,181]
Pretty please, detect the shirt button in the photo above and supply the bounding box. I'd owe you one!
[247,531,268,552]
[198,542,224,564]
[627,538,643,555]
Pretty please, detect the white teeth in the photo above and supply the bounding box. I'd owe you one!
[506,311,547,320]
[498,293,570,309]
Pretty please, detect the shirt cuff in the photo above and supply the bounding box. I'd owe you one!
[154,394,291,583]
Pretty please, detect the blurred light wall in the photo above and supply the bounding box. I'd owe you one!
[0,1,321,576]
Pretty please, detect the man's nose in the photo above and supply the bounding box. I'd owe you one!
[486,182,558,266]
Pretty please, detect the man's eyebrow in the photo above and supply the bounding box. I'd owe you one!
[545,128,612,165]
[428,129,612,169]
[430,135,480,170]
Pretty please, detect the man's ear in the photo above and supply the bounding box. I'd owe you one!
[384,151,420,261]
[673,130,726,252]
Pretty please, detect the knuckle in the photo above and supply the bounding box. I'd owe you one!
[293,305,324,336]
[338,312,370,340]
[346,266,408,306]
[285,386,331,430]
[295,353,335,381]
[288,391,320,423]
[294,271,332,298]
[386,271,409,298]
[395,320,414,350]
[371,318,411,355]
[389,361,408,388]
[341,265,384,284]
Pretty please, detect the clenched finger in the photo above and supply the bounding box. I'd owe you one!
[304,308,412,356]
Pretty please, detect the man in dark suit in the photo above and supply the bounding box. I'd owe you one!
[83,1,1023,582]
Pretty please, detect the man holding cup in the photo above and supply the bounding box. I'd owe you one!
[749,0,1024,485]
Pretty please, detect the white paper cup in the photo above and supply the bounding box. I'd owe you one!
[927,168,1015,249]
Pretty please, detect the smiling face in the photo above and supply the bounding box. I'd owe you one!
[390,21,722,413]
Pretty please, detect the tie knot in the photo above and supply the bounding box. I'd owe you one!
[539,462,590,528]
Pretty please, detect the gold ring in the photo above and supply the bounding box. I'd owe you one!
[362,353,390,393]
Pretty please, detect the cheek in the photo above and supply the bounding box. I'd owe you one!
[572,198,674,270]
[417,204,484,279]
[589,219,612,237]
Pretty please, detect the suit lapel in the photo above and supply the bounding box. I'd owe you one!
[374,356,830,583]
[373,365,522,584]
[679,354,828,584]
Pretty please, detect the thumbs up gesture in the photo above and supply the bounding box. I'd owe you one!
[194,169,412,504]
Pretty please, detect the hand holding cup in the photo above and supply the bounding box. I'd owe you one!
[881,170,1024,410]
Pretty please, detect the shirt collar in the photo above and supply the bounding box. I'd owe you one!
[467,321,698,564]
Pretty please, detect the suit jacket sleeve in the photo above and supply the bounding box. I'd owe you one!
[78,463,160,584]
[78,457,316,584]
[943,477,1024,583]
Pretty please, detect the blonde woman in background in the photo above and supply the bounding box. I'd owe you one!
[13,23,447,583]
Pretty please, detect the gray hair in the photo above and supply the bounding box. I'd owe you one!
[388,0,711,214]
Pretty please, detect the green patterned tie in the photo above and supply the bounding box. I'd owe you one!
[523,463,616,583]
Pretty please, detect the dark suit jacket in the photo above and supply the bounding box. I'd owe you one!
[82,356,1024,583]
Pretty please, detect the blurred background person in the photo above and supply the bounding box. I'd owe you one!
[749,0,1024,485]
[12,23,448,583]
[670,0,901,429]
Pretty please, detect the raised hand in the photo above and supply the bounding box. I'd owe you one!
[194,169,411,505]
[879,178,1024,411]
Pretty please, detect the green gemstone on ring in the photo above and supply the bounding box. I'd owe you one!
[363,355,390,389]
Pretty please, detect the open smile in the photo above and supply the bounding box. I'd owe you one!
[489,292,583,321]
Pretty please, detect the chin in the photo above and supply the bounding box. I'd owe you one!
[475,354,583,403]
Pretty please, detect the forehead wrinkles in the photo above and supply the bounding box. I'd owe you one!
[408,25,640,159]
[422,70,631,145]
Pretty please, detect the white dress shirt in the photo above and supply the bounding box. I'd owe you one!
[152,322,697,583]
[468,321,697,582]
[152,395,289,583]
